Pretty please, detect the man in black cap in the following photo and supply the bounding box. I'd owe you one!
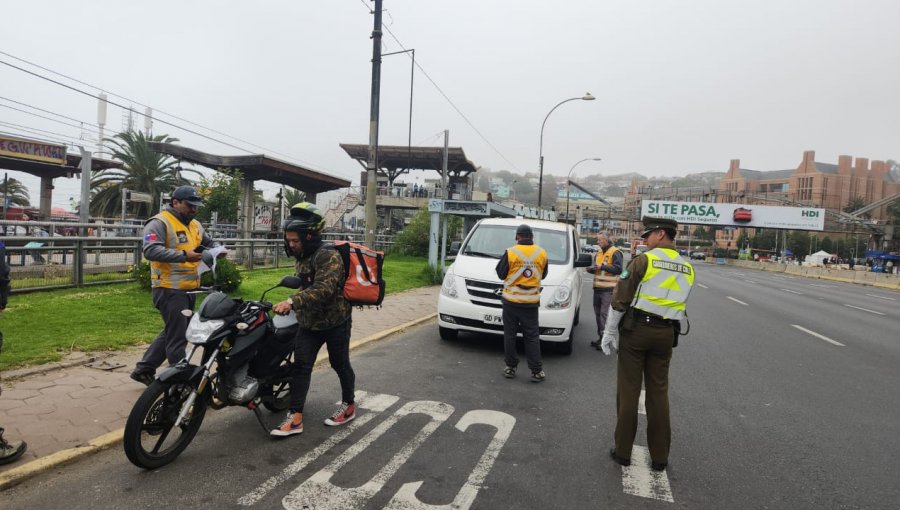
[495,224,549,382]
[130,186,218,385]
[600,216,694,472]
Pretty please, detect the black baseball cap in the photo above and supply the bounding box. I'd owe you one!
[171,186,203,207]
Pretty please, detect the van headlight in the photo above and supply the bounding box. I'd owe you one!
[186,314,225,344]
[441,268,458,298]
[546,278,573,309]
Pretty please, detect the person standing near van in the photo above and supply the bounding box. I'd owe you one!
[496,224,549,382]
[587,232,623,350]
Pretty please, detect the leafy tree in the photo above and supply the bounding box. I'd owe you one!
[91,131,200,218]
[195,168,242,224]
[0,177,30,206]
[820,236,834,254]
[392,207,461,257]
[281,187,306,207]
[887,197,900,225]
[843,196,869,218]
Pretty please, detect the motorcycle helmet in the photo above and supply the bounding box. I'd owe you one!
[283,202,326,255]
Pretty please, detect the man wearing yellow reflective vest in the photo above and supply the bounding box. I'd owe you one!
[130,186,218,386]
[600,216,694,472]
[586,232,623,350]
[495,224,549,382]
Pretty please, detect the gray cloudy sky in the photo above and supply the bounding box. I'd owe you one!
[2,0,898,209]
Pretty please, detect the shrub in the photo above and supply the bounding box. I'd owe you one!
[132,258,242,292]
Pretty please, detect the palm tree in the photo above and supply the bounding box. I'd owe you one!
[281,187,306,207]
[0,177,30,207]
[90,131,201,218]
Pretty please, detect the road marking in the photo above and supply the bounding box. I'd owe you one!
[638,390,646,415]
[696,283,708,289]
[237,391,400,506]
[844,304,885,316]
[743,279,757,284]
[727,296,749,306]
[866,293,897,301]
[780,288,803,295]
[791,325,845,347]
[620,445,674,503]
[809,283,834,288]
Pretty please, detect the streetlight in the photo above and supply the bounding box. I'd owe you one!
[538,92,595,208]
[565,157,602,224]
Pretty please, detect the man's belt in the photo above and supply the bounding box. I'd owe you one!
[632,310,674,326]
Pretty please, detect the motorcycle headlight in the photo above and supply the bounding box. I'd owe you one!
[186,314,225,344]
[546,278,573,309]
[441,268,458,298]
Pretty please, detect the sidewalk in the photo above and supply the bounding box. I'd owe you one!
[0,285,439,488]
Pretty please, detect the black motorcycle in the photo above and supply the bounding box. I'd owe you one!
[124,258,301,469]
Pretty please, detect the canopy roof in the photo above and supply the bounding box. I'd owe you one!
[340,144,477,176]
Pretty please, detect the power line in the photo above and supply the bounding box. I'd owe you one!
[0,102,94,133]
[0,95,98,128]
[0,120,93,143]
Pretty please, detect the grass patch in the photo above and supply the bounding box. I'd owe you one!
[0,255,434,370]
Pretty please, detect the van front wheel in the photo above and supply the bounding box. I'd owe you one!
[439,326,458,341]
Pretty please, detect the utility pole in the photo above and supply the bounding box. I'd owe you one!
[364,0,383,248]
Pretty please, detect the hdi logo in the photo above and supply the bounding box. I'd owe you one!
[801,210,819,217]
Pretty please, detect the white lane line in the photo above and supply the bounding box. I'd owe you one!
[620,445,674,503]
[696,283,709,289]
[791,325,845,347]
[638,390,646,415]
[780,288,803,295]
[844,304,886,316]
[743,279,757,284]
[866,293,897,301]
[809,283,834,288]
[727,296,749,306]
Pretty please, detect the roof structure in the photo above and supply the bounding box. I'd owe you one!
[339,144,478,177]
[0,153,121,179]
[147,142,350,194]
[737,168,795,180]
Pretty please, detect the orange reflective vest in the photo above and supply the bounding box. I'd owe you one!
[149,210,202,290]
[502,244,548,304]
[593,246,620,289]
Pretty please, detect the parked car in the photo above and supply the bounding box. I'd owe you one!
[437,218,591,355]
[690,251,706,260]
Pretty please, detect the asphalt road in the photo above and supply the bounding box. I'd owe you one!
[5,262,899,509]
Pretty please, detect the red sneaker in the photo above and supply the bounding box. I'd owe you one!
[324,402,356,426]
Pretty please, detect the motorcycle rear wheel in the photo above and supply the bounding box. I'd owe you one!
[124,380,208,469]
[262,379,291,412]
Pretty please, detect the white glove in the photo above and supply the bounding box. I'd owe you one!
[600,309,625,355]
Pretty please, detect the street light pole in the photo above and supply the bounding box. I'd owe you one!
[537,93,595,208]
[565,157,602,224]
[364,0,383,248]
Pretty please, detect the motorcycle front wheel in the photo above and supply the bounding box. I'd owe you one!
[124,379,208,469]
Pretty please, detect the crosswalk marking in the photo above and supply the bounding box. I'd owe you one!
[620,446,674,503]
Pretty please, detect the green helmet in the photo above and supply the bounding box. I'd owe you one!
[283,202,325,236]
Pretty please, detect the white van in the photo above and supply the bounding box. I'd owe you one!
[437,218,592,354]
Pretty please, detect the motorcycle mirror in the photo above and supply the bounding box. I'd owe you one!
[201,250,216,268]
[279,276,303,289]
[236,322,248,330]
[181,309,193,317]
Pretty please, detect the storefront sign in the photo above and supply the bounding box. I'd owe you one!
[0,135,67,164]
[641,200,825,231]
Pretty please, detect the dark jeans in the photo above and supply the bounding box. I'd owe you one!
[593,289,614,338]
[289,318,355,413]
[135,287,196,375]
[502,302,542,372]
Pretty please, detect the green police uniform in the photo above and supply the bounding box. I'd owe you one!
[609,218,694,469]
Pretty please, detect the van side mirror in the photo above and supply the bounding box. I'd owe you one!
[574,253,592,268]
[447,241,461,261]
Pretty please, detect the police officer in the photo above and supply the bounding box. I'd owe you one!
[496,224,549,382]
[600,216,694,471]
[130,186,217,385]
[586,232,623,350]
[271,202,356,436]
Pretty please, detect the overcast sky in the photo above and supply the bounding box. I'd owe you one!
[2,0,898,209]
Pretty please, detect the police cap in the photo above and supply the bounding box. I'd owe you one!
[171,186,203,207]
[639,216,678,238]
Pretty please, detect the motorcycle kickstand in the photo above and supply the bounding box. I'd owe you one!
[247,400,271,434]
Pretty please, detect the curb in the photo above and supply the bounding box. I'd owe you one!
[0,313,437,491]
[2,353,112,382]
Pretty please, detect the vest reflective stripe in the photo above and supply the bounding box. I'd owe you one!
[633,247,694,320]
[149,211,202,290]
[502,244,547,304]
[593,246,619,289]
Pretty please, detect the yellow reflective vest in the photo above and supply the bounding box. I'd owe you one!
[593,246,620,289]
[633,247,694,320]
[149,210,202,290]
[502,244,548,304]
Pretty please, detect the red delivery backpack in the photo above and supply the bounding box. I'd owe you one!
[331,241,385,306]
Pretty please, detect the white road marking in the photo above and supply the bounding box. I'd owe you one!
[282,400,454,510]
[727,296,749,306]
[696,283,708,289]
[780,288,803,295]
[809,283,834,288]
[866,293,897,301]
[620,445,674,503]
[386,410,516,510]
[237,391,399,506]
[844,304,885,316]
[791,325,845,347]
[743,279,757,284]
[638,390,646,415]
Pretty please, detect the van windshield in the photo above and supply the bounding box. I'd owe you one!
[461,225,570,264]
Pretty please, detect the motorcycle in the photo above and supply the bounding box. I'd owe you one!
[124,253,301,469]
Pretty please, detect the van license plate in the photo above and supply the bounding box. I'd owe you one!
[483,313,503,325]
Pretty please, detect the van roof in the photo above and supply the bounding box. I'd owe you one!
[476,217,571,232]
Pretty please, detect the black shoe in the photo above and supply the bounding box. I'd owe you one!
[531,370,545,383]
[503,366,516,379]
[589,340,599,347]
[651,461,667,471]
[609,447,631,466]
[130,371,154,386]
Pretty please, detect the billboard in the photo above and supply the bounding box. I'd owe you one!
[0,135,67,165]
[640,200,825,231]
